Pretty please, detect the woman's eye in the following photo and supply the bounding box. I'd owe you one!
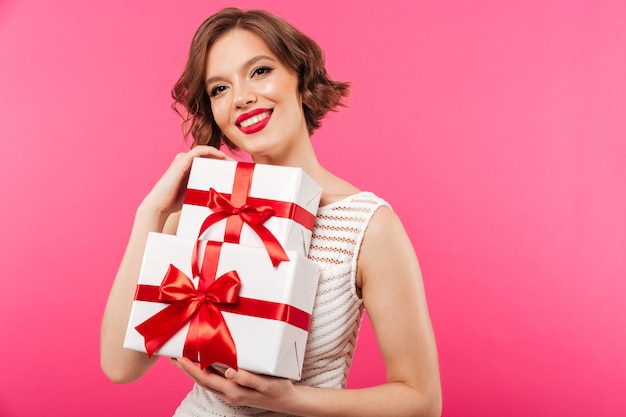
[209,85,227,97]
[252,67,273,77]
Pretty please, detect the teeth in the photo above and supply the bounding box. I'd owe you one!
[240,111,270,128]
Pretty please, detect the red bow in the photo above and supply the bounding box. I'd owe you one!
[134,263,241,370]
[194,187,289,267]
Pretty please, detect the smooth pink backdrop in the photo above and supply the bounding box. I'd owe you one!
[1,1,625,416]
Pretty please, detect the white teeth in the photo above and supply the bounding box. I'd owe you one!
[240,111,270,128]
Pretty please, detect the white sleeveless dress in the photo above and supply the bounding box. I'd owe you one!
[173,192,390,417]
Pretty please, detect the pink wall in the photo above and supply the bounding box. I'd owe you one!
[1,0,625,416]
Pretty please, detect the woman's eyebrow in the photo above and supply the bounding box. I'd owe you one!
[205,55,277,87]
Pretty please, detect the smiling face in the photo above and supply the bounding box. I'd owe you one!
[205,29,309,163]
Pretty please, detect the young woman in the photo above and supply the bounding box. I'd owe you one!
[101,8,442,417]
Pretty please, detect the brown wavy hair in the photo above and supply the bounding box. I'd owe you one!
[171,7,351,149]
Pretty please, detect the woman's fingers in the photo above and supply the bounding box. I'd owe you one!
[169,146,228,172]
[172,358,257,406]
[171,358,296,411]
[224,368,268,392]
[190,145,235,161]
[171,358,228,394]
[141,146,234,216]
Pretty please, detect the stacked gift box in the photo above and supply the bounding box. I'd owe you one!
[124,158,322,380]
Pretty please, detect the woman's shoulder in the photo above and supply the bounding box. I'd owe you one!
[315,171,391,214]
[318,190,389,211]
[318,178,361,207]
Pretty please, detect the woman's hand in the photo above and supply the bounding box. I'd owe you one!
[171,357,296,413]
[101,145,233,384]
[140,145,233,218]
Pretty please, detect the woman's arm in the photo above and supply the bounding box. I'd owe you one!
[100,146,231,383]
[173,205,442,416]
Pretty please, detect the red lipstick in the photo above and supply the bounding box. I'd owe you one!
[236,108,272,134]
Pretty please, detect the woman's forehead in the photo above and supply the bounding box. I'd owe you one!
[206,30,281,76]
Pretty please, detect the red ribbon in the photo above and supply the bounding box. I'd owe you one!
[196,188,288,267]
[183,162,316,266]
[134,262,240,370]
[134,242,312,370]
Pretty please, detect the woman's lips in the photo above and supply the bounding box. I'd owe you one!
[236,108,273,134]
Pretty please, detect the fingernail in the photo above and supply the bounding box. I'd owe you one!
[224,368,238,379]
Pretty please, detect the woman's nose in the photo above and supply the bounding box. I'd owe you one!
[232,85,256,108]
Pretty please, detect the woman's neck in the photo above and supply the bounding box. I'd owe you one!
[250,134,323,178]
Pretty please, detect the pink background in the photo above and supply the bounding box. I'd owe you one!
[1,0,625,416]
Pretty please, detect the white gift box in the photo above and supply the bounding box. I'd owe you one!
[177,158,322,258]
[123,232,320,380]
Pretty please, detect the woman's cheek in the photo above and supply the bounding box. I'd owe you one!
[212,103,230,131]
